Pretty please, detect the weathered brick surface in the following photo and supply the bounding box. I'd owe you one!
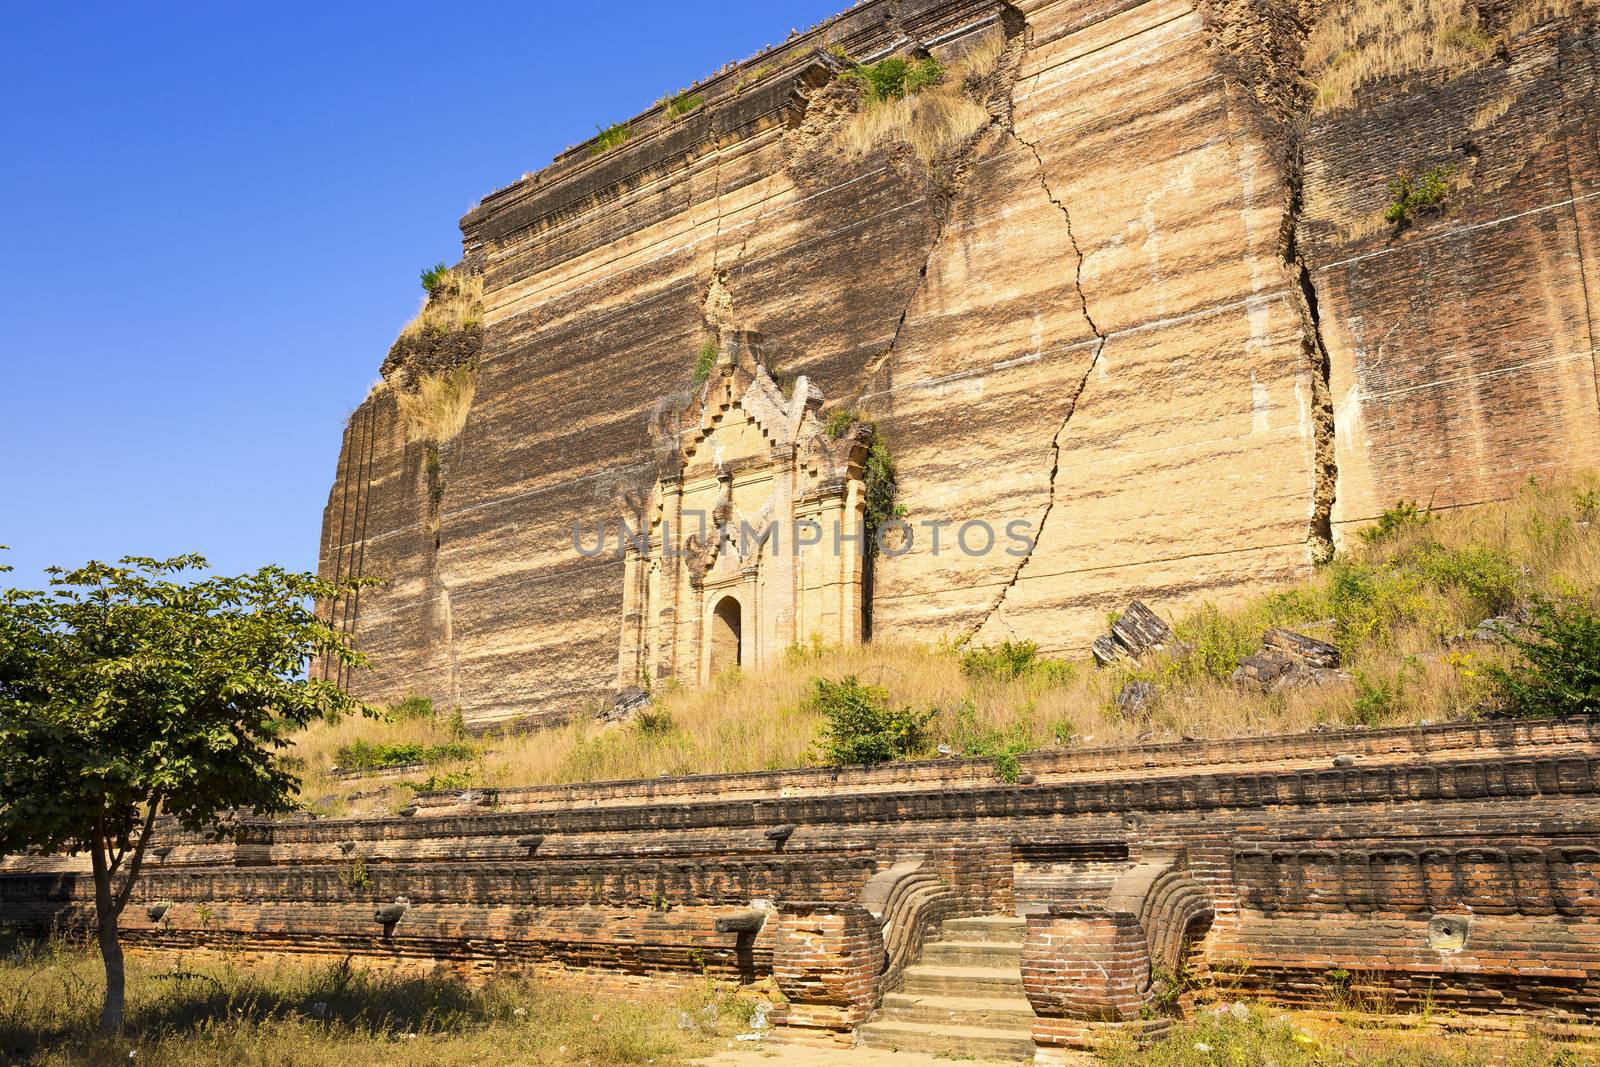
[1023,907,1153,1022]
[773,904,886,1043]
[316,0,1600,730]
[2,716,1598,1042]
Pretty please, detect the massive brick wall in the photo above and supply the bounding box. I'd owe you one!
[3,717,1598,1037]
[316,0,1597,728]
[1301,18,1600,531]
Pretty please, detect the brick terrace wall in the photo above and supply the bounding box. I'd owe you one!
[2,716,1598,1034]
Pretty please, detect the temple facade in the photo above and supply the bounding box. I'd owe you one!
[619,332,868,687]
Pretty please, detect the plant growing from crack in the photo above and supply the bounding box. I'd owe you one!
[658,90,703,119]
[826,410,903,556]
[1385,165,1453,228]
[844,56,945,103]
[692,341,718,386]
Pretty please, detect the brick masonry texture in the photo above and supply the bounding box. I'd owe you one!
[315,0,1600,730]
[3,716,1599,1046]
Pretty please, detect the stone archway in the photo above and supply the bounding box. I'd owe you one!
[710,595,743,677]
[617,330,869,689]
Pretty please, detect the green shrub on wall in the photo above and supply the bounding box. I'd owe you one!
[811,675,935,765]
[845,56,945,104]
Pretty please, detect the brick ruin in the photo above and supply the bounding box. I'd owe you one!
[316,0,1600,729]
[4,716,1598,1056]
[7,0,1598,1057]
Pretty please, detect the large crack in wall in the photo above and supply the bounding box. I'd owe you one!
[839,8,1030,403]
[964,17,1108,641]
[1283,140,1340,560]
[1195,0,1339,558]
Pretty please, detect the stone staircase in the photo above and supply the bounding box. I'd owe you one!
[859,915,1037,1062]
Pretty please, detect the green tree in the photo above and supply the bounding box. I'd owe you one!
[1487,594,1600,718]
[0,554,369,1033]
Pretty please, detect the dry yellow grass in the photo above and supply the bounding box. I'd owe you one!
[397,272,483,341]
[0,935,755,1066]
[1470,88,1517,129]
[297,473,1598,810]
[395,365,476,444]
[292,705,476,817]
[838,29,1005,163]
[1304,0,1593,111]
[1508,0,1591,33]
[1106,1001,1598,1066]
[1306,0,1496,111]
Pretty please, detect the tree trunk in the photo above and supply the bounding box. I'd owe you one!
[90,838,125,1035]
[96,910,126,1035]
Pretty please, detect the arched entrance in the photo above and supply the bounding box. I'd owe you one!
[710,595,743,677]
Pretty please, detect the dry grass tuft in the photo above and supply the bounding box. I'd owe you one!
[1105,1001,1598,1066]
[838,28,1005,163]
[1304,0,1592,112]
[299,473,1598,809]
[398,272,483,342]
[395,366,476,444]
[1507,0,1589,34]
[1306,0,1498,111]
[1471,88,1517,129]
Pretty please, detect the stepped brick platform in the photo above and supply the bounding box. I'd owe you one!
[3,716,1599,1056]
[862,916,1037,1061]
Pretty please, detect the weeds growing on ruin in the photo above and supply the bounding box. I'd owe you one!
[691,340,717,385]
[810,675,936,765]
[291,473,1600,810]
[837,28,1004,164]
[397,270,482,342]
[657,90,703,119]
[390,266,483,449]
[1304,0,1584,112]
[395,365,476,444]
[333,738,477,773]
[1385,166,1455,228]
[845,56,946,103]
[960,639,1074,684]
[1102,1002,1597,1065]
[824,410,903,557]
[592,121,632,154]
[1486,594,1600,717]
[419,261,451,296]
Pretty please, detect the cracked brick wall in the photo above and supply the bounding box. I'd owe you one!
[316,0,1599,733]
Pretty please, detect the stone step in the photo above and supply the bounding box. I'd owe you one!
[859,1019,1035,1062]
[879,991,1037,1029]
[941,915,1029,943]
[901,964,1027,997]
[921,939,1024,967]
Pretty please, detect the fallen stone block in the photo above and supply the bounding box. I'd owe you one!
[1111,601,1179,658]
[1262,628,1341,669]
[1116,681,1158,716]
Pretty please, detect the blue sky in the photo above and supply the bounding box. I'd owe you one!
[0,1,843,590]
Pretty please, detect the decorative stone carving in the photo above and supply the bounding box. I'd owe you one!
[619,331,868,688]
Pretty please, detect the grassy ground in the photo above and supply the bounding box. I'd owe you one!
[292,474,1599,815]
[1105,1003,1599,1066]
[5,942,1593,1066]
[0,936,758,1067]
